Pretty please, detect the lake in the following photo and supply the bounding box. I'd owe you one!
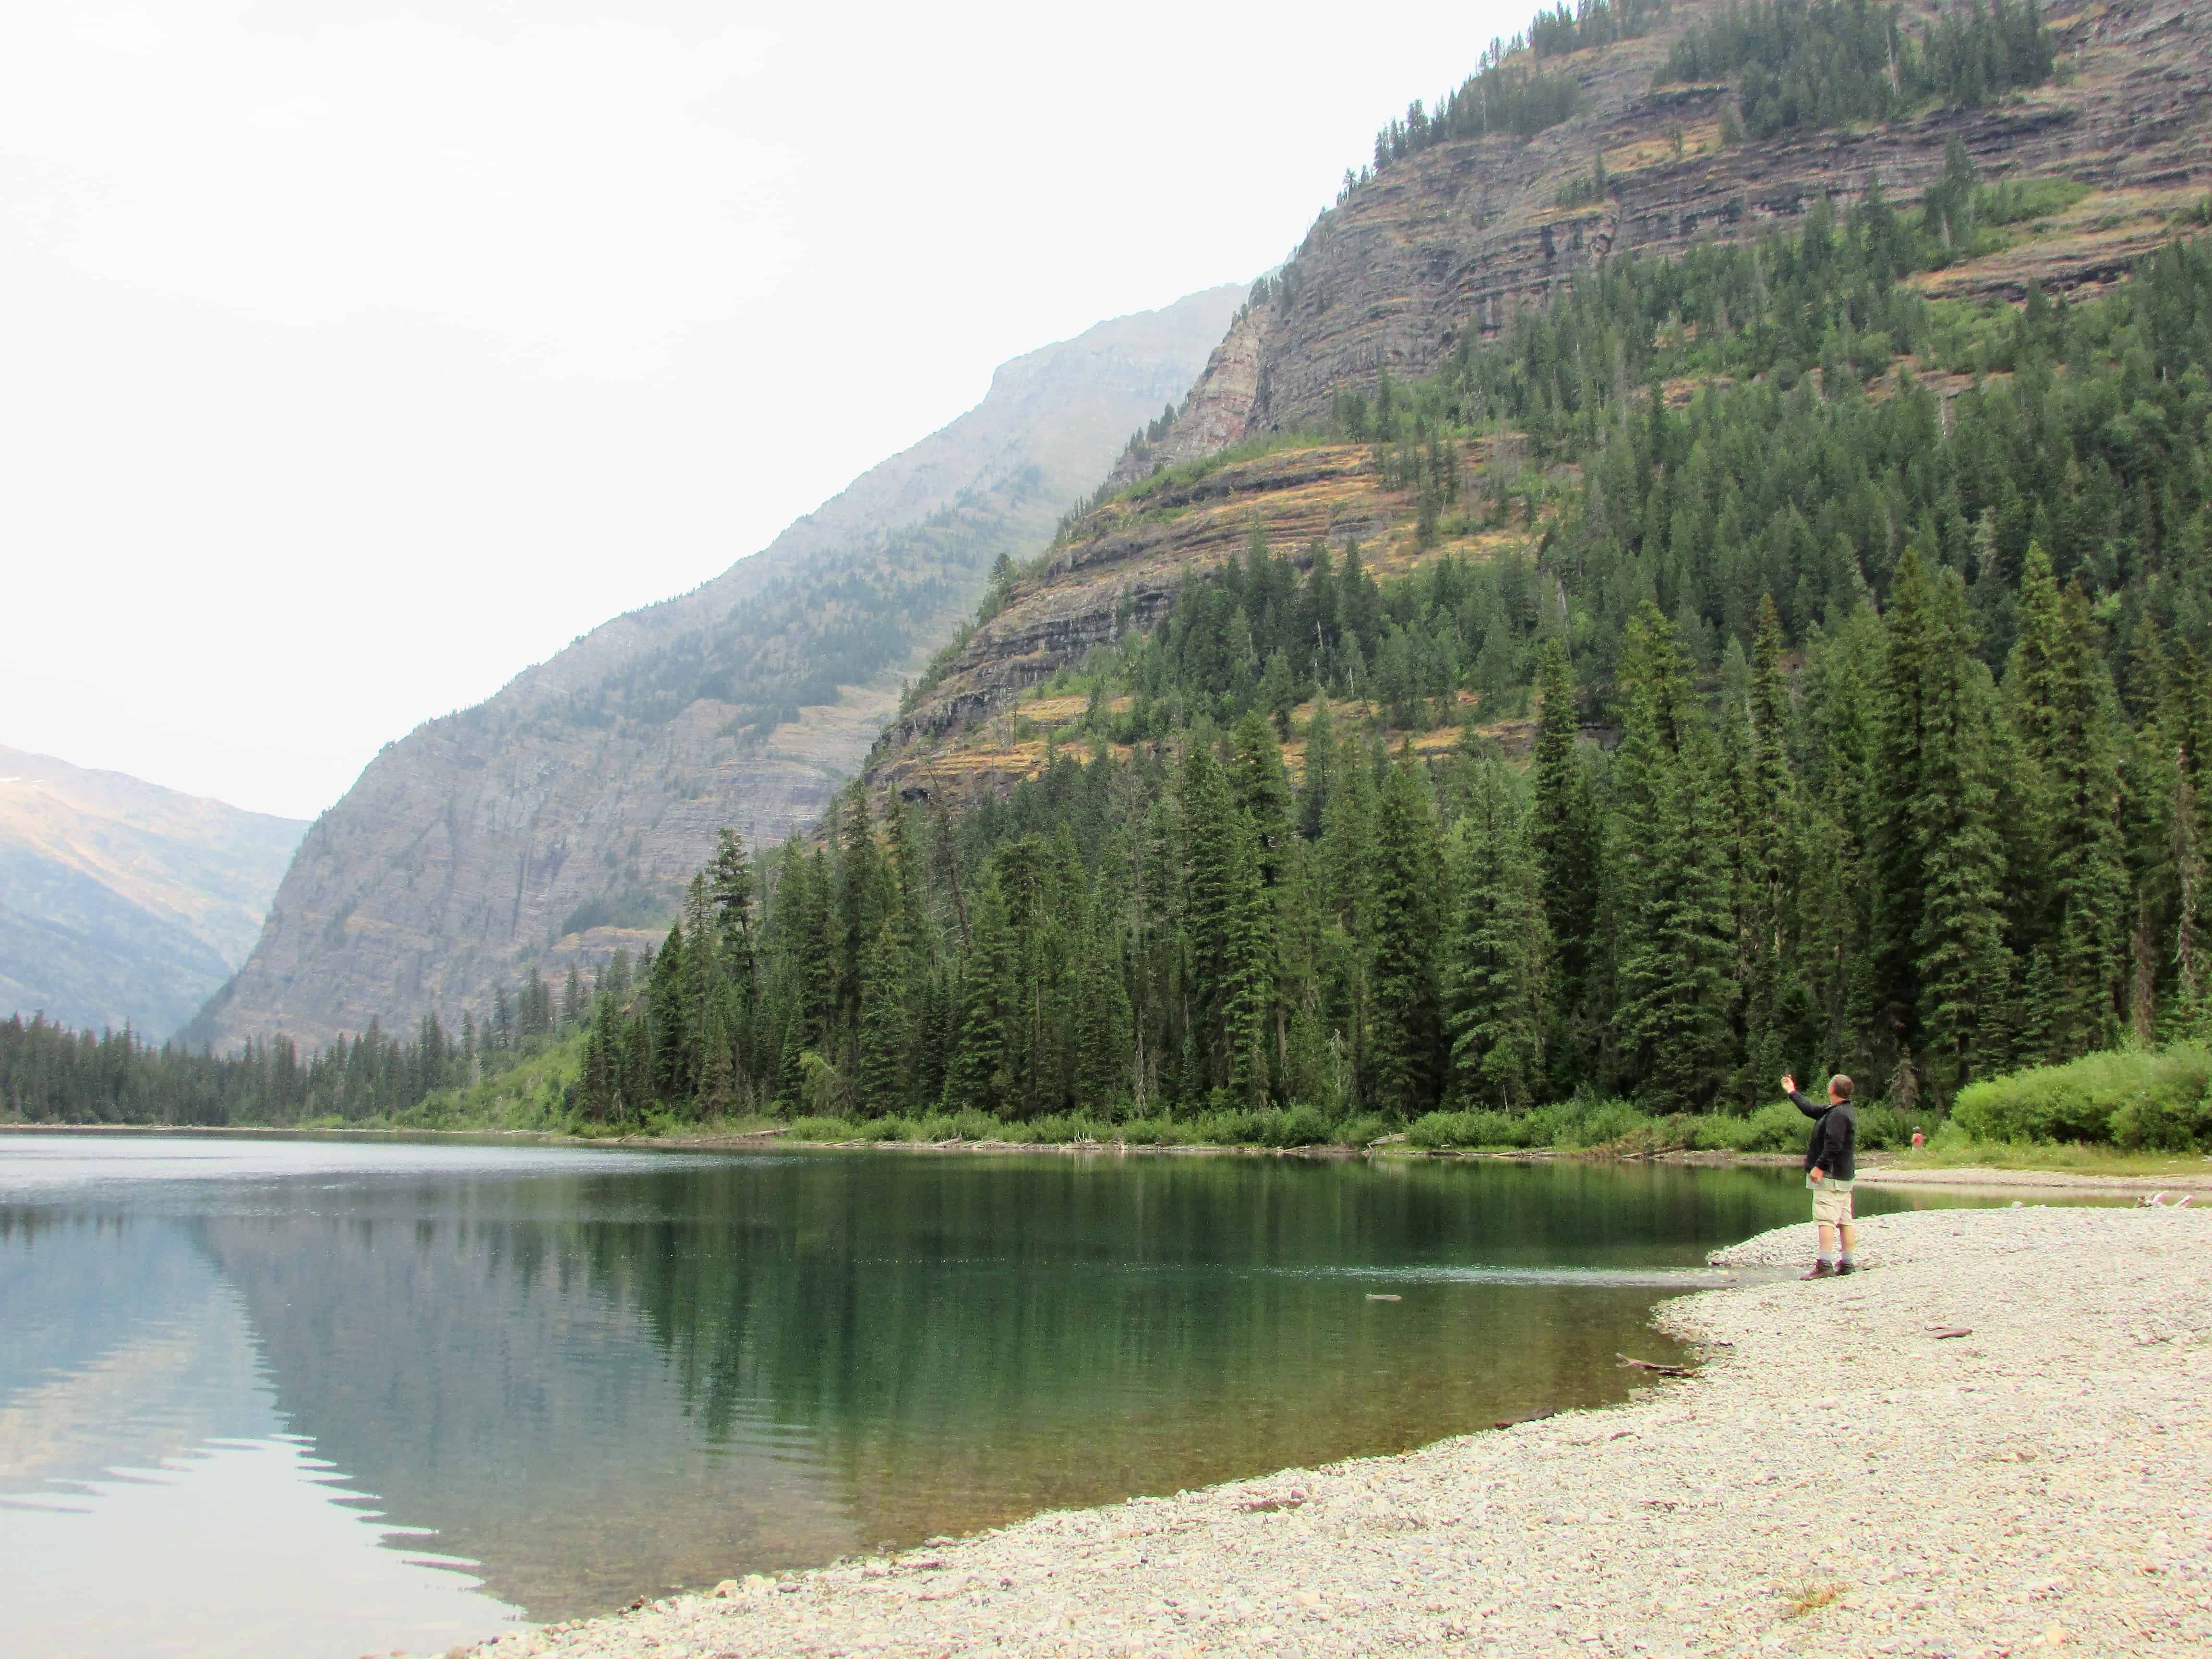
[0,1133,1997,1656]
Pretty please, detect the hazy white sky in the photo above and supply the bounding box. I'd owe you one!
[2,0,1524,819]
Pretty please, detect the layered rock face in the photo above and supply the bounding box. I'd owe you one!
[1149,0,2210,444]
[0,747,305,1035]
[201,288,1242,1053]
[883,0,2212,781]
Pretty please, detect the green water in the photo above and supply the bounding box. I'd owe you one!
[0,1135,1992,1655]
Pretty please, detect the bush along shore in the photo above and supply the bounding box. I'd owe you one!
[470,1203,2212,1659]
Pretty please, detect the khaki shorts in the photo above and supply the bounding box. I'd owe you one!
[1811,1179,1856,1226]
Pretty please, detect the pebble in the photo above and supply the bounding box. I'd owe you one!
[468,1205,2212,1657]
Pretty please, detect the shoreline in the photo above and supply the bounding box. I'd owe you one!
[474,1203,2212,1658]
[7,1118,2211,1193]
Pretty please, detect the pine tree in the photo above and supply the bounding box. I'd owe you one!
[1611,605,1739,1113]
[1443,760,1549,1109]
[1736,595,1804,1102]
[1228,710,1294,888]
[1224,807,1274,1104]
[854,924,914,1117]
[648,919,689,1105]
[1530,640,1604,1080]
[1875,544,2013,1099]
[1365,750,1445,1116]
[704,827,760,1088]
[1180,742,1240,1087]
[1073,894,1133,1115]
[2006,543,2128,1060]
[836,782,887,1042]
[946,876,1016,1117]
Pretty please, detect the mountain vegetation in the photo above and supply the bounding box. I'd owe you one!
[1659,0,2057,141]
[23,202,2212,1151]
[16,2,2212,1156]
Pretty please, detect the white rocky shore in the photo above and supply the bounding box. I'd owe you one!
[472,1206,2211,1658]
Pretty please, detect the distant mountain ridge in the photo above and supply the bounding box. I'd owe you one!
[197,287,1243,1053]
[0,747,305,1037]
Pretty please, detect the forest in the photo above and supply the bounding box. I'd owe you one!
[516,222,2212,1141]
[13,173,2212,1144]
[1659,0,2056,139]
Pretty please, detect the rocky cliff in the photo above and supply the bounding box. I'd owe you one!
[1172,0,2210,443]
[0,747,305,1035]
[200,288,1242,1053]
[874,0,2212,796]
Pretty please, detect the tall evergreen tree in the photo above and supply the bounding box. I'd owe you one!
[1610,607,1738,1112]
[2006,543,2128,1059]
[1531,641,1604,1077]
[1443,760,1548,1109]
[945,877,1016,1117]
[1365,750,1445,1115]
[1875,544,2013,1100]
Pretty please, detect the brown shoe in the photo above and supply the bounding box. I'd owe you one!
[1800,1262,1835,1279]
[1835,1262,1858,1276]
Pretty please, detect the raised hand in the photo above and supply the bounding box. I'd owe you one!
[1780,1072,1796,1097]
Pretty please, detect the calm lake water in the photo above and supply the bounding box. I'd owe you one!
[0,1133,2001,1656]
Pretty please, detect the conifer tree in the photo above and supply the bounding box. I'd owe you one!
[1611,606,1739,1113]
[836,783,887,1040]
[1298,700,1336,840]
[2006,543,2128,1059]
[1443,760,1548,1109]
[648,920,689,1104]
[946,877,1016,1117]
[1875,545,2013,1099]
[1736,595,1804,1098]
[1228,710,1294,888]
[1073,896,1133,1115]
[1179,742,1241,1085]
[855,924,913,1117]
[1224,807,1274,1104]
[1531,641,1603,1076]
[1365,750,1445,1115]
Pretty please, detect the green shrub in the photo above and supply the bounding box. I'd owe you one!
[1854,1102,1915,1150]
[1950,1044,2212,1148]
[1689,1099,1806,1153]
[785,1114,865,1142]
[1337,1113,1397,1148]
[1550,1097,1648,1149]
[1270,1104,1334,1147]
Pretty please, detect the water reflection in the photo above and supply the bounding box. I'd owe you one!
[0,1134,1999,1652]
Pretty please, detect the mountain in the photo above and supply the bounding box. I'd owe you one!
[0,747,305,1037]
[888,0,2212,779]
[197,287,1243,1054]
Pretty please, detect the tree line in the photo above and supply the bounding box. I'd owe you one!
[566,509,2210,1131]
[0,954,636,1124]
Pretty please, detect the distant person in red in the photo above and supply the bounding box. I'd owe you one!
[1781,1071,1857,1278]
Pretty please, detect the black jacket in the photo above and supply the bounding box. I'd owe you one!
[1789,1089,1857,1182]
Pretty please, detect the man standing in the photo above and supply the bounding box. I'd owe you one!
[1781,1071,1857,1278]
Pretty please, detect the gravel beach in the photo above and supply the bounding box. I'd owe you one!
[471,1205,2211,1659]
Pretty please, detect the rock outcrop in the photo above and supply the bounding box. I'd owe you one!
[199,288,1242,1053]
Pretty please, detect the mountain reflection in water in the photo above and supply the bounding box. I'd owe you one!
[0,1134,1987,1654]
